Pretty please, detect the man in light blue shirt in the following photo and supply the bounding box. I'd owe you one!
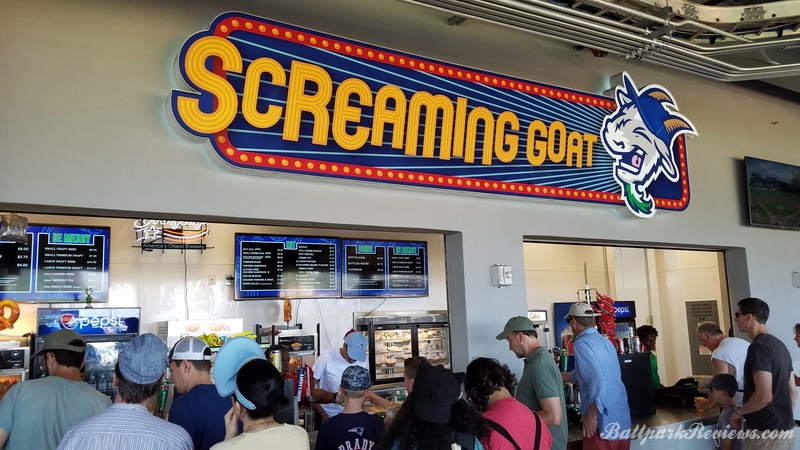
[58,333,192,450]
[564,302,631,449]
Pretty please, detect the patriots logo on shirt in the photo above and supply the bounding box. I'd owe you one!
[348,427,365,436]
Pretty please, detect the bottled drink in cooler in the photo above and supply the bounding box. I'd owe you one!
[560,327,573,353]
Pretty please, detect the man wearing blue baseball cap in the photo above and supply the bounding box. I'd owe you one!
[58,333,193,450]
[312,329,369,423]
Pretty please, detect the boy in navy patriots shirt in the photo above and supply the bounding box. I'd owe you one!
[315,365,385,450]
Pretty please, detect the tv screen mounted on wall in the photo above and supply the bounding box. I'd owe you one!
[745,156,800,230]
[341,239,428,297]
[234,233,341,299]
[0,225,111,302]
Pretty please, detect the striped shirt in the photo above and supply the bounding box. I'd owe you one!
[57,403,193,450]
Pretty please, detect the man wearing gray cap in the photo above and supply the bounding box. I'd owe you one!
[497,316,567,450]
[58,333,192,450]
[0,329,112,450]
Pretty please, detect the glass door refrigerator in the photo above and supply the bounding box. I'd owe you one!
[34,307,140,399]
[355,311,449,385]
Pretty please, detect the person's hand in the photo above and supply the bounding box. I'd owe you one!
[223,406,240,439]
[581,411,598,438]
[694,397,714,410]
[729,409,743,430]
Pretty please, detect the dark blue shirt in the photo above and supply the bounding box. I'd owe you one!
[167,383,232,450]
[315,411,385,450]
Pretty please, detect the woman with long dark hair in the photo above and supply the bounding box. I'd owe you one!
[377,361,490,450]
[211,337,309,450]
[465,357,552,450]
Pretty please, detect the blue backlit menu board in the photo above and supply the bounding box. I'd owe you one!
[235,234,340,299]
[342,240,428,297]
[0,225,110,302]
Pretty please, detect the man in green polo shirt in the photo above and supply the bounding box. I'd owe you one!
[497,316,568,450]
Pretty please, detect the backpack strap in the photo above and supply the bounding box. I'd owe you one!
[484,418,522,450]
[533,411,543,450]
[453,430,476,450]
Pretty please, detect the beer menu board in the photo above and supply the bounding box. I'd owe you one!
[235,234,341,299]
[342,240,428,297]
[0,225,110,302]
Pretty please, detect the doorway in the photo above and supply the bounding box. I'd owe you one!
[522,242,732,386]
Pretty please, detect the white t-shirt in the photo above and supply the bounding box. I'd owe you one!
[712,337,750,405]
[312,348,367,418]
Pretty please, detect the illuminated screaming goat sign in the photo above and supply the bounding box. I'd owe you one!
[169,12,696,218]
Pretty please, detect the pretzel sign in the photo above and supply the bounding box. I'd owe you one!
[0,300,20,331]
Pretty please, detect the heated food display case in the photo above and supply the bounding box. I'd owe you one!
[0,343,30,401]
[355,311,449,384]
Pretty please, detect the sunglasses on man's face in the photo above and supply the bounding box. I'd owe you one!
[734,312,751,318]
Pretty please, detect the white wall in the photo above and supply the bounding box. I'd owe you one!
[3,0,800,375]
[1,214,447,357]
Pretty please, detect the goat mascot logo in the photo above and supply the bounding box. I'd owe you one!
[601,73,697,218]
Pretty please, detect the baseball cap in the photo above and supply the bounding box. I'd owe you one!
[34,329,85,356]
[563,302,599,320]
[344,332,368,362]
[213,337,266,410]
[705,373,737,395]
[118,333,168,385]
[341,365,371,391]
[412,361,464,424]
[496,316,536,340]
[171,337,211,361]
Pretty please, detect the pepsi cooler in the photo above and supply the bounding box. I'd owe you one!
[34,308,140,399]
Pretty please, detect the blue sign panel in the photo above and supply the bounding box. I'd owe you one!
[37,308,141,336]
[170,13,696,218]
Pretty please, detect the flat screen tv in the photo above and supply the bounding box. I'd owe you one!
[745,156,800,230]
[341,239,428,297]
[234,233,341,299]
[0,225,111,302]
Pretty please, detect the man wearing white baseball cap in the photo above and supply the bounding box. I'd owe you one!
[168,337,237,450]
[312,329,369,423]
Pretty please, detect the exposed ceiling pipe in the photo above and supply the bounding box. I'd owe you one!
[578,0,750,43]
[398,0,800,81]
[438,0,800,77]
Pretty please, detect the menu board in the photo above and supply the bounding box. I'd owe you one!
[234,234,340,299]
[342,240,428,297]
[0,225,110,302]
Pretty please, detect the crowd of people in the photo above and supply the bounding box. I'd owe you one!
[0,296,796,450]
